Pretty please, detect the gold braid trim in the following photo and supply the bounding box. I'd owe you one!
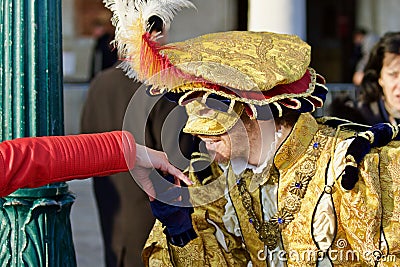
[272,102,283,117]
[345,154,358,168]
[172,68,320,106]
[388,123,399,139]
[358,130,374,144]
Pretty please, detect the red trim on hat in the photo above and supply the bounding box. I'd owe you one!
[306,96,324,108]
[233,69,311,101]
[278,98,302,109]
[187,70,312,102]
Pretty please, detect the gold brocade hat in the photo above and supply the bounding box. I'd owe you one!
[150,30,311,93]
[105,0,328,135]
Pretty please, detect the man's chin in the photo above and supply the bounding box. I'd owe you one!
[213,155,230,165]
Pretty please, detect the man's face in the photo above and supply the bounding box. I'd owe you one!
[197,116,259,165]
[198,133,233,165]
[197,113,279,167]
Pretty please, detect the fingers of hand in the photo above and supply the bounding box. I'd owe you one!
[174,176,181,186]
[168,165,193,185]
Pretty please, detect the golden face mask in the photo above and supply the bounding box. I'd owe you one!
[183,99,245,135]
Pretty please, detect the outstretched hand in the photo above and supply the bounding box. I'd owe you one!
[132,144,192,201]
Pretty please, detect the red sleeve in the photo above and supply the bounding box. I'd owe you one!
[0,131,136,197]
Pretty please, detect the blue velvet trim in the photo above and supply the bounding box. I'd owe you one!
[165,227,197,247]
[341,123,399,190]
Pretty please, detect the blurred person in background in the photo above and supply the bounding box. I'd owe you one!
[351,28,379,86]
[81,15,193,267]
[329,32,400,126]
[90,17,118,80]
[357,31,400,125]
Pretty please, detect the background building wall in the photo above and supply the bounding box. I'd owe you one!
[169,0,237,42]
[357,0,400,36]
[248,0,306,39]
[376,0,400,34]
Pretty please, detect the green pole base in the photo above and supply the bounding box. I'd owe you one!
[0,182,77,266]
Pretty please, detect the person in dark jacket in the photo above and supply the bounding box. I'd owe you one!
[90,19,118,80]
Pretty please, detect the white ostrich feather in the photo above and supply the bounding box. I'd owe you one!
[103,0,195,80]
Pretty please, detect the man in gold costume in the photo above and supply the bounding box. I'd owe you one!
[104,0,400,266]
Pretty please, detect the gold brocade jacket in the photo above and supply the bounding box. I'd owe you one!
[142,113,400,266]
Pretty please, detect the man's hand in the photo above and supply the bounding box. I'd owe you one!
[131,144,197,246]
[149,173,196,247]
[132,144,192,200]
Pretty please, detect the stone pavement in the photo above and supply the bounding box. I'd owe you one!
[68,178,105,267]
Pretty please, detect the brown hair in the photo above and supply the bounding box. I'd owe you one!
[274,108,300,128]
[241,106,300,130]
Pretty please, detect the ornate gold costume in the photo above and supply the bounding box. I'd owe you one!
[143,113,400,266]
[103,2,400,266]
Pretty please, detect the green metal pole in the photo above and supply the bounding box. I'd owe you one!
[0,0,76,266]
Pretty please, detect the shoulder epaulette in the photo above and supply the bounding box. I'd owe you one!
[316,116,371,133]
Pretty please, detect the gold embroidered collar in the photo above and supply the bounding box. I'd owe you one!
[274,113,319,170]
